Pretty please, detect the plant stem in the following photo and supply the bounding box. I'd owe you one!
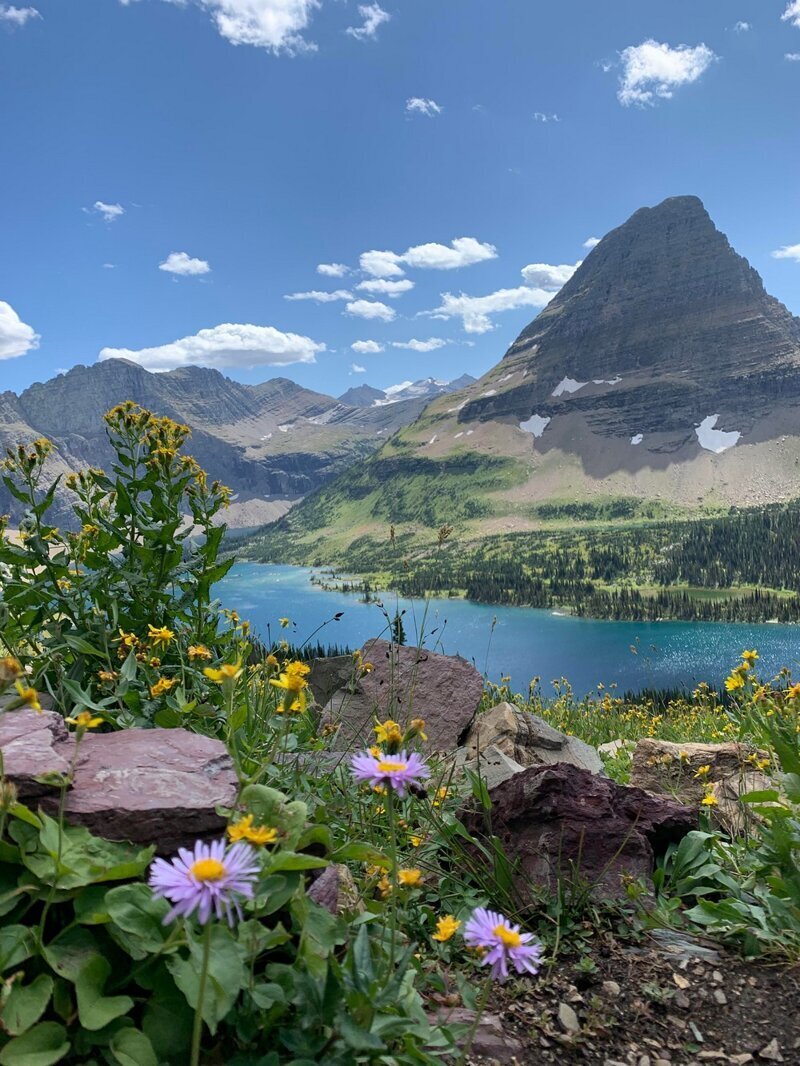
[386,787,399,973]
[191,922,213,1066]
[457,976,492,1066]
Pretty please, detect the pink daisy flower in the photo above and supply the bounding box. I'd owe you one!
[149,838,260,926]
[350,749,430,798]
[463,906,543,982]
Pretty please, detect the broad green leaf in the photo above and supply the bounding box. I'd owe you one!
[105,883,171,958]
[109,1028,158,1066]
[267,852,328,873]
[166,925,246,1035]
[42,926,102,983]
[75,956,134,1031]
[0,925,36,973]
[141,971,193,1060]
[1,976,54,1036]
[0,1022,70,1066]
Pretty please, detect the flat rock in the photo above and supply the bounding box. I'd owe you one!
[462,702,604,774]
[323,639,483,753]
[433,1009,525,1064]
[453,744,527,791]
[40,727,238,853]
[308,655,356,708]
[459,763,696,898]
[0,707,74,798]
[307,863,362,916]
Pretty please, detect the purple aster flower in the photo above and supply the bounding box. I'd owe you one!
[463,906,543,982]
[350,749,430,798]
[148,838,260,926]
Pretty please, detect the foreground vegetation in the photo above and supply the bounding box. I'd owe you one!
[0,407,798,1063]
[244,495,800,622]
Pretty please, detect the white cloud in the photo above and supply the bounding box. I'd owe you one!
[786,52,800,60]
[360,236,497,278]
[616,40,716,107]
[0,5,40,25]
[772,243,800,262]
[583,236,601,249]
[733,20,750,32]
[284,289,352,302]
[390,337,448,352]
[351,340,384,354]
[103,263,115,269]
[356,278,414,296]
[317,262,349,277]
[121,0,320,54]
[520,262,579,288]
[350,363,367,373]
[0,301,40,360]
[345,299,396,322]
[159,251,211,276]
[406,97,442,117]
[99,322,324,371]
[782,1,800,28]
[346,2,389,41]
[533,111,560,122]
[426,286,553,334]
[90,201,125,222]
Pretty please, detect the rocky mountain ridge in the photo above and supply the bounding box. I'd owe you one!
[249,195,800,561]
[0,360,474,528]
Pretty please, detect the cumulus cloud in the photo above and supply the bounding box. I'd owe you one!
[89,201,125,222]
[533,111,560,122]
[99,322,324,371]
[159,251,211,276]
[406,97,442,117]
[121,0,320,54]
[772,243,800,262]
[390,338,448,352]
[346,2,389,41]
[616,40,716,106]
[350,363,367,373]
[783,1,800,28]
[284,289,352,302]
[520,262,579,288]
[786,52,800,59]
[360,237,497,277]
[0,5,40,25]
[345,299,396,322]
[733,20,750,32]
[583,236,601,249]
[356,278,414,296]
[351,340,384,354]
[0,301,40,360]
[317,262,349,277]
[426,286,553,334]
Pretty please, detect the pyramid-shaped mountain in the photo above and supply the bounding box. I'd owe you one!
[260,196,800,560]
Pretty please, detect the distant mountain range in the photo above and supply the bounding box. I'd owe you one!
[247,195,800,564]
[338,375,476,408]
[0,361,474,528]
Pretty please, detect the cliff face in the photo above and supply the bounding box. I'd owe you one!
[0,361,442,528]
[256,196,800,558]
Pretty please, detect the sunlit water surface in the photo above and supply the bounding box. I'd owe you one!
[219,563,800,696]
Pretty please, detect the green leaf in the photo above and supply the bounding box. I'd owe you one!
[141,971,193,1060]
[73,884,112,926]
[166,925,246,1035]
[109,1028,158,1066]
[337,1013,384,1052]
[330,842,388,866]
[62,634,105,659]
[267,852,328,873]
[42,927,102,983]
[75,956,134,1031]
[0,925,36,973]
[105,884,171,959]
[1,976,54,1036]
[0,1022,70,1066]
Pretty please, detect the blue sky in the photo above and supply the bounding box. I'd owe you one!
[1,0,799,398]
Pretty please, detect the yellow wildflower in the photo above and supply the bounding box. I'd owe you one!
[725,671,746,692]
[374,719,403,747]
[432,915,461,942]
[0,657,23,682]
[204,662,244,684]
[266,654,279,669]
[269,661,310,710]
[66,710,103,731]
[433,786,449,808]
[97,670,118,683]
[410,834,424,848]
[147,624,175,649]
[150,677,178,698]
[408,718,427,741]
[279,617,291,628]
[188,644,213,661]
[787,683,800,700]
[397,868,423,887]
[701,793,719,807]
[118,629,138,648]
[15,682,41,712]
[742,649,759,666]
[227,814,279,846]
[694,765,712,779]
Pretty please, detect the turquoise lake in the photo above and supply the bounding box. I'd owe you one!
[219,563,800,696]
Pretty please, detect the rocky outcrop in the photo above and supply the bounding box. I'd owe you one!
[462,702,603,774]
[322,639,483,753]
[307,864,362,916]
[630,738,760,805]
[0,709,237,852]
[460,763,697,898]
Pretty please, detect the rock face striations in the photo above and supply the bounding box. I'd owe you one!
[258,195,800,559]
